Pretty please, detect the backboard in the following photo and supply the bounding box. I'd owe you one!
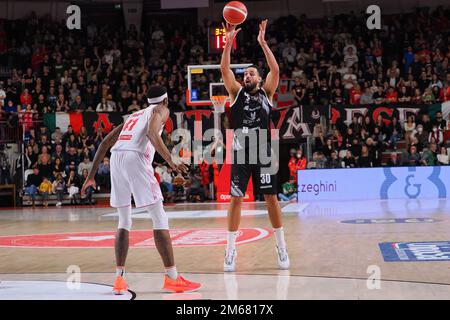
[186,63,251,107]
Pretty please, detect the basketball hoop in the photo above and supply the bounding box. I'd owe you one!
[210,95,228,113]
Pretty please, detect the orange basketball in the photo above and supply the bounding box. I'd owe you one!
[223,1,248,26]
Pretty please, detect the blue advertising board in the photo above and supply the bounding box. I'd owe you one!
[379,241,450,262]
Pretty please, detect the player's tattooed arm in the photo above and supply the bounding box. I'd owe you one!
[147,106,188,174]
[220,22,242,102]
[258,19,279,102]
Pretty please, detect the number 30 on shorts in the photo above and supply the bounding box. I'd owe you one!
[260,173,271,184]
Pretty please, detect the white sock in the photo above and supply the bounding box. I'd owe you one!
[165,266,178,280]
[274,227,286,249]
[227,231,239,252]
[116,267,125,278]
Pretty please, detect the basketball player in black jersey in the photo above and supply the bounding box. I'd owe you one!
[220,20,290,272]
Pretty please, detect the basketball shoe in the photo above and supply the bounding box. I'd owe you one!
[162,275,202,293]
[224,249,237,272]
[276,246,290,269]
[112,275,129,295]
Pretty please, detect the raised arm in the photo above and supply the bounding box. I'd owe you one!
[84,58,89,72]
[220,23,242,102]
[93,48,101,73]
[258,20,279,101]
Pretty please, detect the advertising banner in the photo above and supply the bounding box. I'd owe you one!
[297,166,450,201]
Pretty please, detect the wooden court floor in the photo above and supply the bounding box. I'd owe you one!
[1,199,450,299]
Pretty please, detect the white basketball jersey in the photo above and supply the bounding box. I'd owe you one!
[111,105,164,162]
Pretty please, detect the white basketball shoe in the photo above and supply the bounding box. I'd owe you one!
[224,249,237,272]
[276,246,290,270]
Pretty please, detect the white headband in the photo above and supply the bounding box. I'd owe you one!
[147,93,168,104]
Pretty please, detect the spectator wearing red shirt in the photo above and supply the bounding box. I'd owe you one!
[288,149,297,181]
[287,148,307,183]
[19,104,35,133]
[385,87,398,103]
[372,41,383,64]
[416,44,431,63]
[444,118,450,143]
[349,84,362,105]
[20,89,32,106]
[31,47,45,72]
[198,158,210,200]
[440,83,450,102]
[332,129,344,150]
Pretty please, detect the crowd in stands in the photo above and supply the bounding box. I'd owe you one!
[1,7,450,205]
[308,110,450,169]
[154,157,220,203]
[20,124,109,206]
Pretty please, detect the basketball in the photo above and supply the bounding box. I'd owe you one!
[223,1,248,25]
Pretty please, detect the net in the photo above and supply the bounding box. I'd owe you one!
[210,95,228,113]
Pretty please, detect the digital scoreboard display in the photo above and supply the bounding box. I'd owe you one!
[208,27,237,54]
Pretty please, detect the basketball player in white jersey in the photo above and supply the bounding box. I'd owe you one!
[81,86,201,294]
[220,21,290,272]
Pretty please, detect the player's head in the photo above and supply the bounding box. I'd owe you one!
[147,85,168,107]
[244,65,263,92]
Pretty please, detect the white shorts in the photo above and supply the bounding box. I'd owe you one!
[110,151,163,208]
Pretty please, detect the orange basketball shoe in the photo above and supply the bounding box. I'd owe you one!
[112,275,129,295]
[162,275,201,293]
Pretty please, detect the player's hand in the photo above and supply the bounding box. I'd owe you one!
[257,19,268,46]
[81,177,96,197]
[175,163,189,175]
[169,159,189,175]
[222,22,241,44]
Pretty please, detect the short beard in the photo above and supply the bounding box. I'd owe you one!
[244,82,258,92]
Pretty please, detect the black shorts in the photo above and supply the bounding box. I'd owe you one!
[230,162,278,196]
[230,132,278,196]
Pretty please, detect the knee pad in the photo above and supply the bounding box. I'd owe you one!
[117,206,132,231]
[146,201,169,230]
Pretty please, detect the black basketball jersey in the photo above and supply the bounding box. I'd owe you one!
[230,87,273,131]
[230,87,273,152]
